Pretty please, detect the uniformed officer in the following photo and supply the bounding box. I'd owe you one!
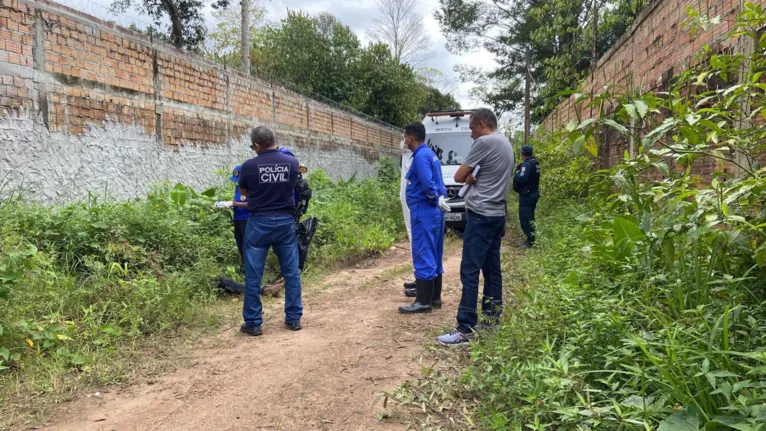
[238,126,303,336]
[513,145,541,249]
[399,122,451,314]
[230,165,250,267]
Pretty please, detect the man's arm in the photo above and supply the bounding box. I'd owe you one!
[413,153,440,205]
[515,162,531,184]
[454,164,474,184]
[455,139,484,184]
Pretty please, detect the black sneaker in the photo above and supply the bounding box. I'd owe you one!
[285,322,302,331]
[240,323,263,336]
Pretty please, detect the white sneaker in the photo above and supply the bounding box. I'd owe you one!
[436,329,474,346]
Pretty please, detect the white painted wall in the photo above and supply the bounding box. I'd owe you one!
[0,111,384,204]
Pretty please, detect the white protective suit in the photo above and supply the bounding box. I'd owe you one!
[400,150,413,248]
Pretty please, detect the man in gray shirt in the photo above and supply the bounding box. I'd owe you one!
[437,108,514,346]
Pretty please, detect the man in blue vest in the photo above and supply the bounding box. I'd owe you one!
[230,165,250,267]
[513,145,541,249]
[238,126,303,336]
[399,122,451,314]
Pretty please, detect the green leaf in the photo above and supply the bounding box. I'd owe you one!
[643,119,677,148]
[601,119,629,136]
[577,118,597,130]
[658,406,702,431]
[585,140,599,157]
[614,217,645,244]
[624,104,639,121]
[680,126,699,145]
[635,100,649,118]
[756,248,766,268]
[201,188,217,198]
[70,353,89,366]
[0,348,9,361]
[654,162,670,177]
[685,113,701,125]
[573,135,585,156]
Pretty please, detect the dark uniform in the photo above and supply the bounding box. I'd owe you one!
[513,146,541,247]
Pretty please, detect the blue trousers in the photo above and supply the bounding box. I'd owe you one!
[410,202,444,281]
[243,215,303,326]
[519,191,540,244]
[456,210,505,333]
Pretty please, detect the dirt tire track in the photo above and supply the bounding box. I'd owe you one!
[41,246,462,431]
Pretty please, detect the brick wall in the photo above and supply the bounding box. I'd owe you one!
[539,0,765,173]
[0,0,400,202]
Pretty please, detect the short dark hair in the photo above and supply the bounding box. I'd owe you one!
[470,108,498,130]
[250,126,276,148]
[404,122,426,142]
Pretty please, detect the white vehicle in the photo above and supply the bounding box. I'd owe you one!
[400,110,475,232]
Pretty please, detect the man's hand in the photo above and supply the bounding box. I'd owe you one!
[437,196,452,213]
[214,201,234,209]
[465,174,477,185]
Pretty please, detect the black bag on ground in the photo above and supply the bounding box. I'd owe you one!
[214,277,245,295]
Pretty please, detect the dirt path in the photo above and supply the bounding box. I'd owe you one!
[41,245,462,431]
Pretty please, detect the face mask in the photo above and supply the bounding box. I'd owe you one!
[399,138,407,152]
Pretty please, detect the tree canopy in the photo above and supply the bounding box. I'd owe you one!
[437,0,645,122]
[247,11,460,127]
[113,0,229,49]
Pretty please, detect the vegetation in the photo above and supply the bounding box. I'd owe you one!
[113,0,230,49]
[249,11,459,126]
[0,159,404,425]
[395,5,766,430]
[437,0,648,120]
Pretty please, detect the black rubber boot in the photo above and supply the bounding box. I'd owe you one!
[398,279,433,314]
[432,274,442,309]
[404,280,416,297]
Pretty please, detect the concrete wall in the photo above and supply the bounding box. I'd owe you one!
[0,0,402,203]
[538,0,766,172]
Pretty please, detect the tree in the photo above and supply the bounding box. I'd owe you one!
[352,43,427,126]
[417,86,461,117]
[250,11,455,127]
[417,66,458,94]
[369,0,433,66]
[253,11,362,103]
[204,0,265,69]
[436,0,644,122]
[240,0,250,74]
[112,0,229,49]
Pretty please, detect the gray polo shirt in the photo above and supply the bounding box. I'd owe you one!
[462,131,515,217]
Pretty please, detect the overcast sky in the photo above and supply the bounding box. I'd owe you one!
[62,0,496,109]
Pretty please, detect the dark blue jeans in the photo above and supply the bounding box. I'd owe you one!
[243,215,303,327]
[457,210,506,333]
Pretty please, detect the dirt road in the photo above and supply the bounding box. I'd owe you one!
[42,245,461,431]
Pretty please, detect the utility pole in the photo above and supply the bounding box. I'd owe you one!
[241,0,250,75]
[591,0,598,72]
[524,48,531,146]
